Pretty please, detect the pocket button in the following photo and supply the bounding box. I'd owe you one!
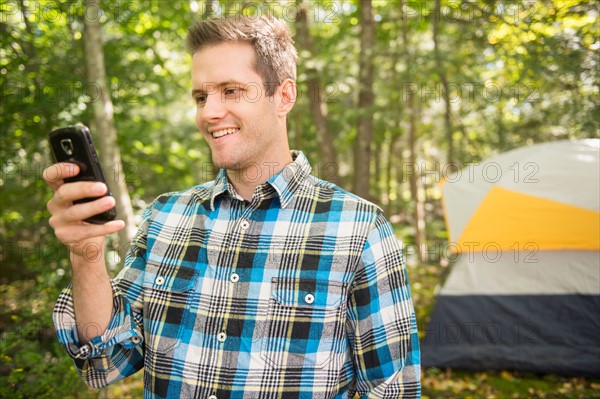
[304,293,315,304]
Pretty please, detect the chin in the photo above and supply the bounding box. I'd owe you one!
[211,149,256,172]
[212,156,240,171]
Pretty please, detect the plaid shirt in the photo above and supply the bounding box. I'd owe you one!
[53,151,421,399]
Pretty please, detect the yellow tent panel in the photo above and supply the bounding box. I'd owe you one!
[454,186,600,252]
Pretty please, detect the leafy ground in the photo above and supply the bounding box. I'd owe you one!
[66,261,599,398]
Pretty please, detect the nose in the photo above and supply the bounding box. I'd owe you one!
[201,93,227,122]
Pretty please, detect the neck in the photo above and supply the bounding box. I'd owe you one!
[227,151,294,201]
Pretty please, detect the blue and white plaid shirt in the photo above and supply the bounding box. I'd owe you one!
[53,151,421,398]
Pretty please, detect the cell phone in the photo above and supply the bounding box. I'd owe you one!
[48,125,117,224]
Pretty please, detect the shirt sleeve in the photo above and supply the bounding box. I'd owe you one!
[52,204,154,388]
[347,211,421,398]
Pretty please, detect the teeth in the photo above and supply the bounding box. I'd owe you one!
[212,128,239,138]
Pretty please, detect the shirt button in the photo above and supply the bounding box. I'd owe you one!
[240,219,250,230]
[217,332,227,343]
[131,336,141,344]
[304,293,315,304]
[155,276,165,286]
[230,273,240,283]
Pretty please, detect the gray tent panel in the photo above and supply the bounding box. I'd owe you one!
[422,293,600,377]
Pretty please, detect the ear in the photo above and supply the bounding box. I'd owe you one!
[277,78,296,117]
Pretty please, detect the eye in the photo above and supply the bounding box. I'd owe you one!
[224,87,241,97]
[194,94,207,106]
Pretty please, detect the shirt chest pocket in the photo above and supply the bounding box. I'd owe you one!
[142,262,197,354]
[261,278,348,370]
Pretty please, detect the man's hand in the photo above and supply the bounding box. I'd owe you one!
[43,162,125,263]
[44,162,122,342]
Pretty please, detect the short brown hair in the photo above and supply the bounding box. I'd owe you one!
[186,16,297,96]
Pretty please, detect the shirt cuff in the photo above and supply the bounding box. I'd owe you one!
[52,280,143,360]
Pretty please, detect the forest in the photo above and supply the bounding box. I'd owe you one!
[1,0,598,397]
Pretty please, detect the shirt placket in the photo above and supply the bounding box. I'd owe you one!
[212,197,260,385]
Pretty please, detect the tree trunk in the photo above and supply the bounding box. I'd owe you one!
[353,0,375,199]
[433,0,455,171]
[374,139,382,201]
[294,106,303,151]
[390,137,407,219]
[497,102,507,150]
[295,0,339,183]
[83,0,135,261]
[390,134,404,216]
[388,23,404,217]
[407,90,427,263]
[400,0,427,263]
[385,134,394,215]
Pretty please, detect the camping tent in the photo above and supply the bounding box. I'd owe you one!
[421,139,600,377]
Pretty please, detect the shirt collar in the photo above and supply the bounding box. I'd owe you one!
[267,150,311,209]
[208,150,311,210]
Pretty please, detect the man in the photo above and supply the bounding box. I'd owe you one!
[45,16,421,399]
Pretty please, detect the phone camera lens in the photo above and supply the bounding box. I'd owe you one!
[60,139,74,156]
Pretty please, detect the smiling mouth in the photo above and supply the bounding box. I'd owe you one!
[211,128,239,139]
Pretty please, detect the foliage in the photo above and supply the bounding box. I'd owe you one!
[1,0,598,396]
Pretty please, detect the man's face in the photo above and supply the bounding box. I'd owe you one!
[191,42,286,171]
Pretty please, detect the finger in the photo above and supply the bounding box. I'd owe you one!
[61,196,116,224]
[43,163,80,190]
[54,181,107,205]
[54,220,126,244]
